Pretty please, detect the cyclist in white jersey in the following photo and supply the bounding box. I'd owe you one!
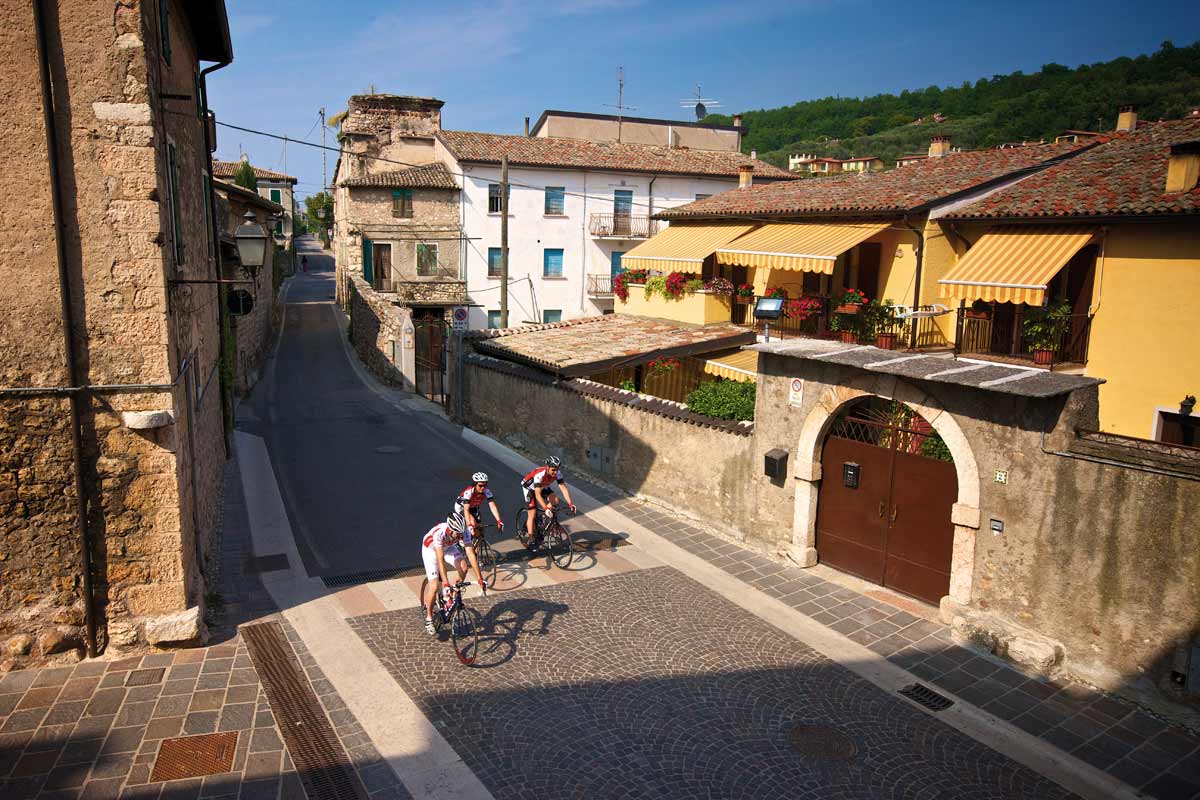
[421,512,486,634]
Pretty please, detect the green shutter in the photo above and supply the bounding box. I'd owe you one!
[362,238,373,283]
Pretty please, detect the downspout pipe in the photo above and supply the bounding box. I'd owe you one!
[903,216,926,350]
[200,58,233,457]
[34,0,98,657]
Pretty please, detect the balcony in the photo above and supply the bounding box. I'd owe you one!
[588,213,659,239]
[391,279,468,305]
[587,274,613,298]
[731,296,955,349]
[955,307,1091,368]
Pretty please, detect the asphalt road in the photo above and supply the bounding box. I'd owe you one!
[237,237,531,579]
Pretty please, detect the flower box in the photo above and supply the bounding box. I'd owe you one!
[964,311,991,320]
[875,332,898,350]
[838,331,858,344]
[835,304,862,314]
[1032,348,1055,366]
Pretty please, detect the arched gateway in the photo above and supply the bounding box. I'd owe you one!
[791,382,982,612]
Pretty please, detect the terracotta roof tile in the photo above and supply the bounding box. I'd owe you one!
[212,160,297,183]
[436,130,795,180]
[658,142,1083,219]
[947,118,1200,219]
[339,163,459,189]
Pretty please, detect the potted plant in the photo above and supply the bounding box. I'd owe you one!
[734,282,755,302]
[763,286,788,300]
[964,301,991,320]
[829,307,859,343]
[647,357,680,376]
[864,298,899,349]
[1022,299,1072,365]
[834,287,868,314]
[704,277,734,295]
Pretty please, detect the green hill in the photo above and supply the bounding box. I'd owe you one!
[705,41,1200,169]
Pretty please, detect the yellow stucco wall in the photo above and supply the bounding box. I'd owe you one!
[1086,222,1200,437]
[616,285,732,324]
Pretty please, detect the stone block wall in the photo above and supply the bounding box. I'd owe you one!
[347,274,413,390]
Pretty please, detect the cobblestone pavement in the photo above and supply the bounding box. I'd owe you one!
[0,456,410,800]
[602,495,1200,800]
[350,567,1076,800]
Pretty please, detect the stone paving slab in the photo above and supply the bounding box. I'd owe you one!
[350,567,1076,800]
[603,495,1200,800]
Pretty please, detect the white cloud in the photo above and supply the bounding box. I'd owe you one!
[228,12,276,39]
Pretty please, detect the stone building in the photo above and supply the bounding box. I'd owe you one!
[213,157,297,246]
[0,0,235,667]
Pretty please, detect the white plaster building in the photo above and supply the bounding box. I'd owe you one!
[434,130,794,329]
[213,158,298,245]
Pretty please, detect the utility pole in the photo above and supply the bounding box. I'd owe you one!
[499,155,509,328]
[319,107,327,190]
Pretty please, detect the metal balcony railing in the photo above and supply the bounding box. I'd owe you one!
[587,274,613,297]
[588,213,658,238]
[955,306,1091,366]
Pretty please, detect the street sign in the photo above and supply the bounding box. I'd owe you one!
[451,306,469,332]
[788,378,804,407]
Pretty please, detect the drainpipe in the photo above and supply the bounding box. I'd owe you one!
[34,0,97,658]
[200,59,233,456]
[903,216,926,350]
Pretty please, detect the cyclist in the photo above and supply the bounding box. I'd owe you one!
[521,456,576,548]
[301,255,308,273]
[420,512,486,635]
[453,472,504,539]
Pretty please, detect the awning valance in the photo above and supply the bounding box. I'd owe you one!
[714,221,890,273]
[622,223,756,274]
[939,225,1096,306]
[702,349,758,383]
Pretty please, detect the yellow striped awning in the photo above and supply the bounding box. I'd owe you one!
[714,221,890,273]
[939,225,1096,306]
[702,349,758,383]
[622,223,757,274]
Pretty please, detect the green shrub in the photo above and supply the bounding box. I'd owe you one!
[686,378,756,421]
[644,275,666,298]
[618,378,637,392]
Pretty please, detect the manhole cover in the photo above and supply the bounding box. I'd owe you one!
[789,724,858,761]
[125,668,165,687]
[151,732,238,781]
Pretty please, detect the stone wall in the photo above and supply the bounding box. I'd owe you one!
[0,1,223,667]
[347,274,414,390]
[462,355,768,547]
[752,353,1200,716]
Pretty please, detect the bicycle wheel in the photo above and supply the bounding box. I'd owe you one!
[514,507,534,550]
[475,537,498,585]
[450,605,478,665]
[548,522,574,569]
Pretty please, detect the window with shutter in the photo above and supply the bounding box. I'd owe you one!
[392,189,413,218]
[417,243,439,276]
[543,249,563,278]
[160,0,171,63]
[544,187,565,215]
[167,142,184,265]
[487,247,502,277]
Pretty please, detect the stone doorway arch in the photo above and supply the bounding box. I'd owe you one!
[789,380,981,617]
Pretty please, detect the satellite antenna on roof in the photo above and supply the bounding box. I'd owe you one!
[680,84,721,121]
[603,67,637,143]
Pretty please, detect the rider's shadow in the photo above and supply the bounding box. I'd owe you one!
[466,597,569,668]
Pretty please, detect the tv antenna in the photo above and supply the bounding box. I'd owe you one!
[603,67,637,142]
[680,84,721,121]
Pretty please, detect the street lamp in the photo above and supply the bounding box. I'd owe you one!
[234,210,268,276]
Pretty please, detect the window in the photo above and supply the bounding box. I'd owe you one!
[487,247,502,277]
[610,251,624,277]
[695,194,711,202]
[488,183,509,214]
[269,188,283,234]
[417,243,439,276]
[167,142,184,265]
[1158,411,1198,446]
[543,248,563,278]
[391,188,413,218]
[487,311,502,329]
[544,186,565,215]
[542,310,562,324]
[159,0,171,64]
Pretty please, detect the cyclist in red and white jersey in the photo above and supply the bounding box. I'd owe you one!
[421,512,486,635]
[453,471,504,539]
[521,456,576,547]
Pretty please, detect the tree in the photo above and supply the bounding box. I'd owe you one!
[233,160,257,191]
[304,191,334,246]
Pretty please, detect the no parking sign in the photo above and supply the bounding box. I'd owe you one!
[451,306,469,332]
[788,378,804,407]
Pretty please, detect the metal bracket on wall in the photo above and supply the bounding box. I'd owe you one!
[586,445,614,476]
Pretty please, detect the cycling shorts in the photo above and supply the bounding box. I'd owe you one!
[524,486,554,509]
[422,544,464,581]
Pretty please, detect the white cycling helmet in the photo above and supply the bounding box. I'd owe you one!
[472,472,489,483]
[446,512,466,534]
[545,455,562,468]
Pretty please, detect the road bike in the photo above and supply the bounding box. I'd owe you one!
[470,523,499,586]
[419,578,479,665]
[514,503,575,569]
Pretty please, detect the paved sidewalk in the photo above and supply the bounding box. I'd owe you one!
[603,493,1200,800]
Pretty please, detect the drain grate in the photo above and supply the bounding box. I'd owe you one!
[789,724,858,761]
[242,622,367,800]
[125,667,166,687]
[321,565,424,588]
[898,683,955,712]
[245,553,290,574]
[150,732,237,781]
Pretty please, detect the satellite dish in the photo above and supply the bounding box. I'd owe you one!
[695,102,707,120]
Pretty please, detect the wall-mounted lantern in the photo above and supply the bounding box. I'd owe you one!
[234,211,268,276]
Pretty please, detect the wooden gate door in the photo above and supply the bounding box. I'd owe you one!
[413,315,448,408]
[815,412,957,604]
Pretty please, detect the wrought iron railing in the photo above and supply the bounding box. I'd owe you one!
[955,306,1091,366]
[731,295,833,340]
[588,213,658,238]
[587,274,613,297]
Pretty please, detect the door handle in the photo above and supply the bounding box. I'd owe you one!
[890,506,898,523]
[878,502,886,518]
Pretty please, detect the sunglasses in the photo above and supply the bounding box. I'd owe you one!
[475,482,488,487]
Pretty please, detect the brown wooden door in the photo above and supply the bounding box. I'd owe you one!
[816,415,957,605]
[856,242,882,299]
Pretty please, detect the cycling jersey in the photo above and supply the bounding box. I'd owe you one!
[422,522,473,552]
[522,466,565,491]
[452,485,494,516]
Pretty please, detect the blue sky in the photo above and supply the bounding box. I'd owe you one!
[209,0,1200,202]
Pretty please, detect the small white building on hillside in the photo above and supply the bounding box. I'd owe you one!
[212,158,297,246]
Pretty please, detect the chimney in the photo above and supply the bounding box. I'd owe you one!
[738,164,754,189]
[1117,104,1138,132]
[750,149,757,160]
[1166,142,1200,193]
[524,116,530,136]
[733,113,743,128]
[928,135,952,157]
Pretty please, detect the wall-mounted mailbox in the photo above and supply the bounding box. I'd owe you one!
[764,448,788,479]
[842,462,860,488]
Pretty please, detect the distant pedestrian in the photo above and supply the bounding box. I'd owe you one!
[301,255,308,273]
